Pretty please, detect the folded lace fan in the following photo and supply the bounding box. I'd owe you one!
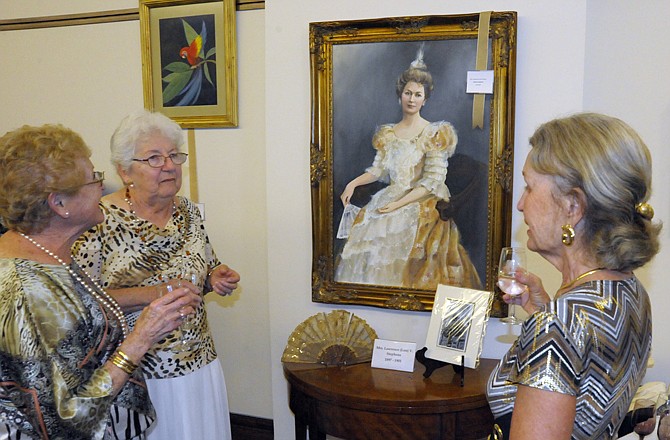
[282,310,378,366]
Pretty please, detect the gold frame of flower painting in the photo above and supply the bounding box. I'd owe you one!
[140,0,238,128]
[309,12,517,317]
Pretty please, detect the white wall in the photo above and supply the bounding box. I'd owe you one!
[266,1,589,438]
[2,1,670,438]
[0,0,136,18]
[583,0,670,383]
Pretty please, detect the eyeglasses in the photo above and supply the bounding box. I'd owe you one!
[60,170,104,192]
[84,170,105,186]
[132,152,188,168]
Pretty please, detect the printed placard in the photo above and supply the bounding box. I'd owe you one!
[466,70,494,94]
[371,339,416,372]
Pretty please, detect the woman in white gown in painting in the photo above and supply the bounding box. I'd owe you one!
[335,50,481,290]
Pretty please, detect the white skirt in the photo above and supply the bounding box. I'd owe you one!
[145,360,231,440]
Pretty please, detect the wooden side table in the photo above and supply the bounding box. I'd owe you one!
[283,358,496,440]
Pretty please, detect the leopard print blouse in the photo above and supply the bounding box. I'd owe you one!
[73,196,221,379]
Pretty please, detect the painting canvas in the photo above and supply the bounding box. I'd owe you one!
[310,12,517,316]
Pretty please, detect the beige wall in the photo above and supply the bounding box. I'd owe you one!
[2,1,670,438]
[0,3,271,419]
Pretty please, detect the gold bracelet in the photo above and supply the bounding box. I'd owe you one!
[111,356,135,374]
[110,350,138,375]
[110,355,135,374]
[110,353,135,374]
[116,350,138,367]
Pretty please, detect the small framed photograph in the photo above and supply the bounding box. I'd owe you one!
[424,284,493,369]
[139,0,238,128]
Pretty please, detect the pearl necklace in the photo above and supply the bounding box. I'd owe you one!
[559,268,606,291]
[20,232,129,338]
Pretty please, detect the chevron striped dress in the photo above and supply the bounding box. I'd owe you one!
[486,278,652,439]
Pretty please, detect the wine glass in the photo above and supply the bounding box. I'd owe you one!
[498,247,527,325]
[171,257,201,353]
[657,393,670,440]
[159,269,199,353]
[158,273,187,353]
[632,398,656,440]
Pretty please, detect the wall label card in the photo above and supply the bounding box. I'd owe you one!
[466,70,494,94]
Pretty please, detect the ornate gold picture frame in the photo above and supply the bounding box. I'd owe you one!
[140,0,238,128]
[310,12,517,316]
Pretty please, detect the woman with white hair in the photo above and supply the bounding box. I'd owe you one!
[74,109,240,440]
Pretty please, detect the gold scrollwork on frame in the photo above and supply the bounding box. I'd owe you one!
[309,12,517,316]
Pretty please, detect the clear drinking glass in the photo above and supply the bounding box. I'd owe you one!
[632,398,657,440]
[158,273,185,353]
[172,258,200,353]
[498,247,527,325]
[160,269,200,353]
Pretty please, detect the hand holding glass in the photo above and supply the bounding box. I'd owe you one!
[160,271,199,353]
[632,398,656,440]
[498,247,527,325]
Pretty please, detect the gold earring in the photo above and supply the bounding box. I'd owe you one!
[561,224,575,246]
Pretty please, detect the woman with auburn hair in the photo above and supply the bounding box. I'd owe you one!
[335,47,481,290]
[0,124,199,439]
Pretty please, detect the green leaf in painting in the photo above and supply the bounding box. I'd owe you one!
[204,63,214,86]
[162,70,193,104]
[182,19,198,46]
[164,61,191,73]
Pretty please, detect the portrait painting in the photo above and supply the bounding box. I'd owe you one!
[139,0,238,128]
[310,12,517,315]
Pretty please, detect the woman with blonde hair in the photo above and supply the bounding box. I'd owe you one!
[487,113,661,439]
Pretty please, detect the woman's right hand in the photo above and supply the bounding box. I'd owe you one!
[511,270,550,314]
[340,184,355,206]
[340,172,378,206]
[130,286,202,348]
[106,286,201,389]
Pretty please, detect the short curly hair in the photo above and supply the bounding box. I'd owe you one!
[528,112,661,272]
[110,109,184,172]
[0,124,91,233]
